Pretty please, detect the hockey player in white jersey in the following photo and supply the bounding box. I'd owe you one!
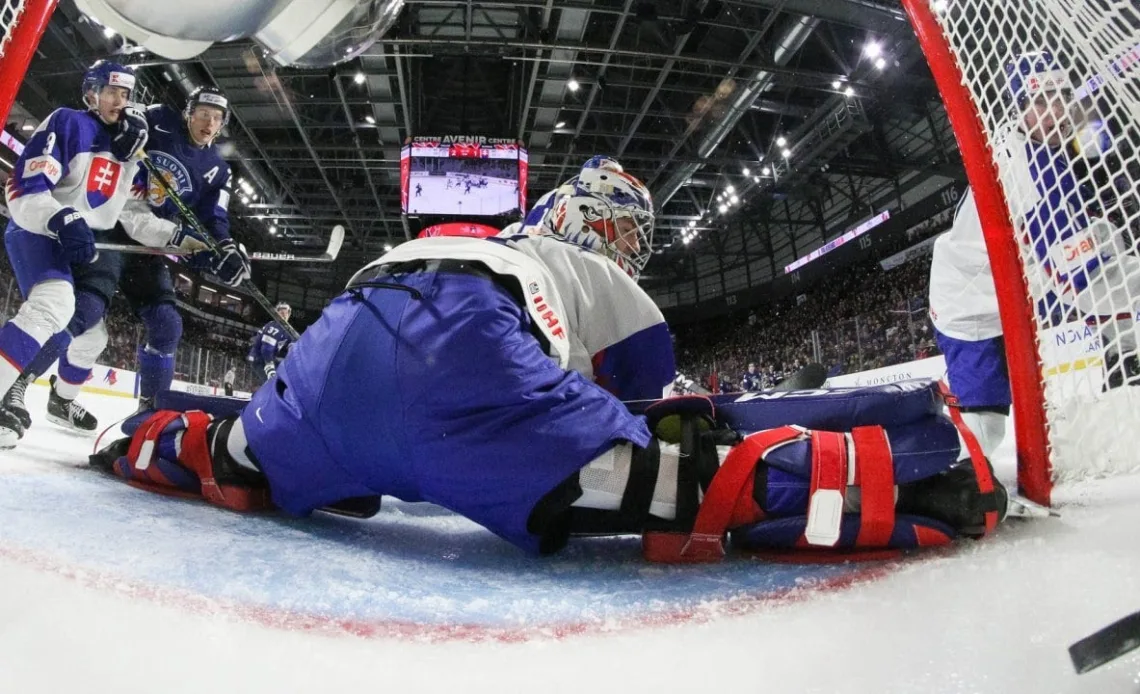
[0,61,204,447]
[930,51,1134,459]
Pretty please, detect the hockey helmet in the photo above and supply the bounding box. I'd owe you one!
[185,85,231,128]
[81,60,136,112]
[550,165,654,280]
[1005,51,1072,108]
[275,302,292,319]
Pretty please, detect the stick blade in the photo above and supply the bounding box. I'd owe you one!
[326,224,345,260]
[772,363,829,391]
[1070,611,1140,674]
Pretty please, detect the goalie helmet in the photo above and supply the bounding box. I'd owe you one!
[550,166,654,280]
[185,85,231,128]
[81,60,136,113]
[581,155,624,173]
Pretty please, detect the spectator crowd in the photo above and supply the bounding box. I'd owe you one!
[672,257,940,392]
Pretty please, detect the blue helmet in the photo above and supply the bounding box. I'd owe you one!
[81,60,136,107]
[1005,51,1071,108]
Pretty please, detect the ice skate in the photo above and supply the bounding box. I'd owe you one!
[46,375,98,432]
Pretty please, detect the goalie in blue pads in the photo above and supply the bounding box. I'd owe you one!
[89,158,1008,561]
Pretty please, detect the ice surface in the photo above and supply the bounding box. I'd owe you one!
[1,385,1138,693]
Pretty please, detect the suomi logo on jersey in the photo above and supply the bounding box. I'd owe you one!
[147,151,193,206]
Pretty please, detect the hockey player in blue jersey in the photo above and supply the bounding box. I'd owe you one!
[249,302,293,387]
[0,60,192,447]
[92,163,1010,560]
[1,85,251,438]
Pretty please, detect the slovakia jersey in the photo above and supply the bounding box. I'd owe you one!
[353,234,676,400]
[4,108,145,236]
[143,105,232,242]
[250,320,292,365]
[992,125,1098,295]
[928,188,1004,341]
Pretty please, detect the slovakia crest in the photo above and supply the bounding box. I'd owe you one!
[146,151,193,207]
[85,156,122,208]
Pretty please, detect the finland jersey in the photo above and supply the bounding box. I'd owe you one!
[4,108,145,237]
[355,234,676,400]
[250,320,292,365]
[143,105,232,242]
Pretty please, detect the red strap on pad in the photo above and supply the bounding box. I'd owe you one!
[803,431,847,547]
[938,382,999,535]
[643,426,804,563]
[851,425,895,547]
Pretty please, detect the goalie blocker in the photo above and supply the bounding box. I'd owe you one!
[92,380,1007,561]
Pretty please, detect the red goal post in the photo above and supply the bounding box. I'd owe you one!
[0,0,57,129]
[902,0,1140,506]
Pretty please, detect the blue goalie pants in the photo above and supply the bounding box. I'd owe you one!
[241,265,651,554]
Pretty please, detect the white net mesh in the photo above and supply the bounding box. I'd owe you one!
[924,0,1140,482]
[0,1,27,60]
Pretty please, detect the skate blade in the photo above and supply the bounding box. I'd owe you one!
[1007,495,1060,519]
[45,413,97,433]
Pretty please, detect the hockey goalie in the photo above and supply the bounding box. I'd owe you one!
[91,159,1008,561]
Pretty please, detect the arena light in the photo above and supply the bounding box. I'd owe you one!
[269,225,277,234]
[730,195,739,204]
[567,78,580,92]
[364,115,376,124]
[742,167,750,176]
[688,220,696,228]
[353,72,365,85]
[831,80,841,89]
[383,243,394,252]
[864,41,882,58]
[874,57,887,70]
[554,121,566,129]
[845,86,855,97]
[726,184,735,194]
[776,136,787,147]
[762,166,771,175]
[781,148,791,158]
[718,204,728,214]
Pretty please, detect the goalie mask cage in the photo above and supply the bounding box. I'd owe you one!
[903,0,1140,505]
[0,0,56,131]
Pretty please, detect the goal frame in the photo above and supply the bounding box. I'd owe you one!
[0,0,57,130]
[901,0,1054,506]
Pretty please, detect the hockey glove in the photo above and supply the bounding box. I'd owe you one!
[263,362,277,380]
[110,105,148,162]
[170,223,209,253]
[47,207,96,265]
[212,239,251,287]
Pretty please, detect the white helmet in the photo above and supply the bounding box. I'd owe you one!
[550,166,654,280]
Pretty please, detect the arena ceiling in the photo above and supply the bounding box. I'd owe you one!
[11,0,964,305]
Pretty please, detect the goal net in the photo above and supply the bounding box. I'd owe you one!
[0,0,56,128]
[903,0,1140,504]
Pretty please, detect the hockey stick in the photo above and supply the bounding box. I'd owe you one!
[138,154,300,341]
[1070,610,1140,673]
[95,224,345,263]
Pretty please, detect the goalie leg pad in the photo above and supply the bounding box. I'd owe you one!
[92,410,273,512]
